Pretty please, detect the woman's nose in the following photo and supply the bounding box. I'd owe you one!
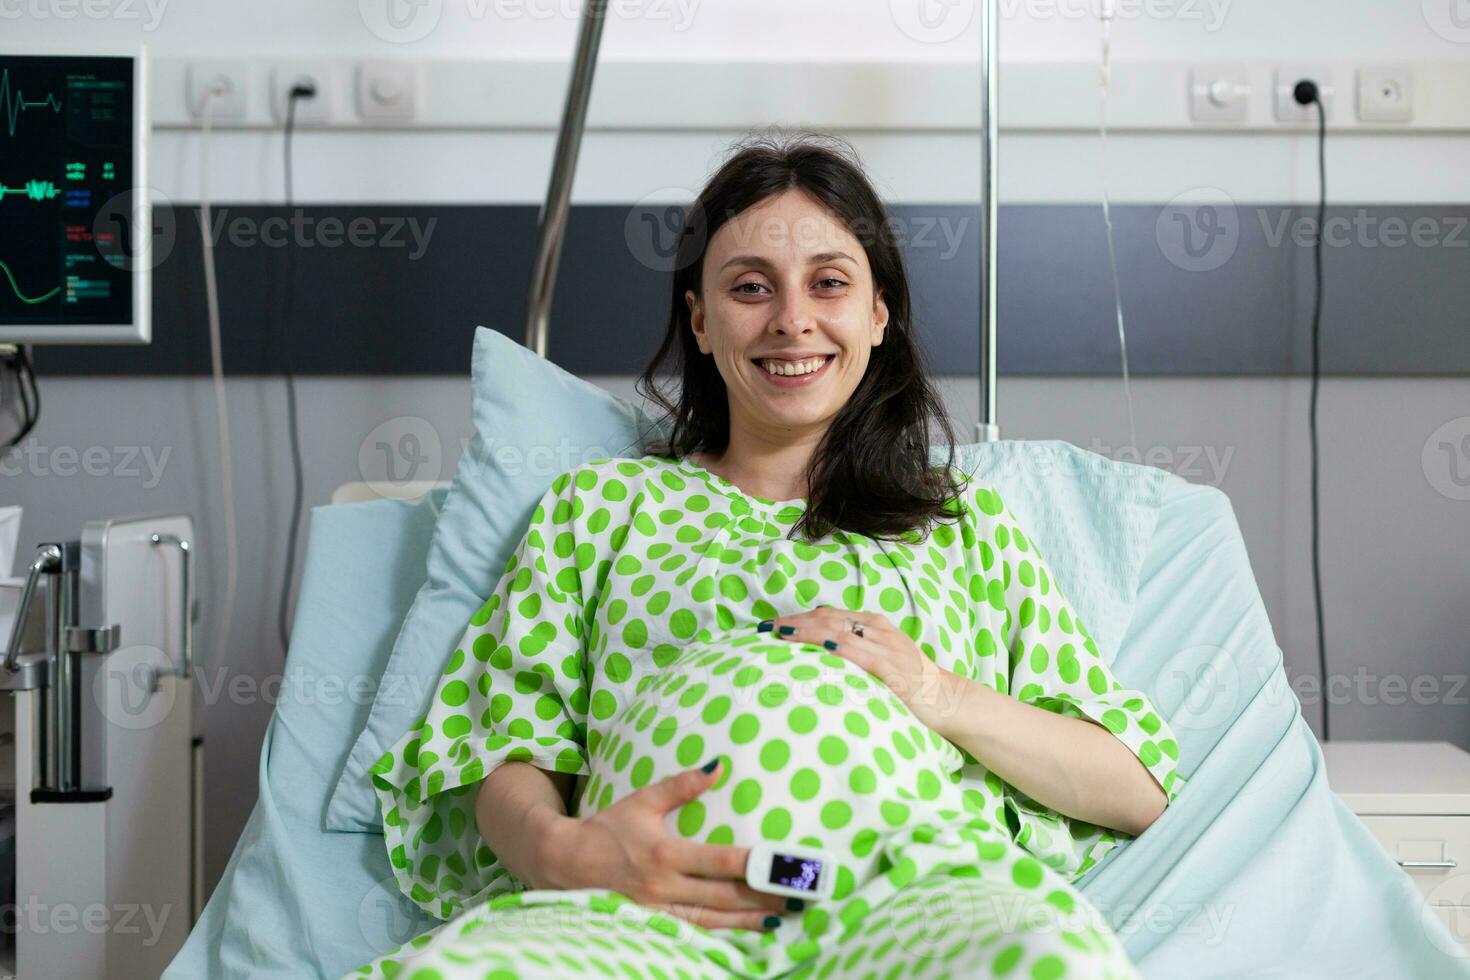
[770,290,816,334]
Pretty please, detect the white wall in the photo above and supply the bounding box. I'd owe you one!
[12,0,1470,210]
[18,0,1470,60]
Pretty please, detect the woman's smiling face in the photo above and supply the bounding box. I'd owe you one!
[687,188,889,438]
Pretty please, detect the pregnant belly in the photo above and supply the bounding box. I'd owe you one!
[579,631,966,893]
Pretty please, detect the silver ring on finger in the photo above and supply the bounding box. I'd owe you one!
[846,618,864,637]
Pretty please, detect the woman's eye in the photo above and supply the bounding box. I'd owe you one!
[731,279,845,295]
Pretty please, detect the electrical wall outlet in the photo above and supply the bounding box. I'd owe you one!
[272,63,333,125]
[357,61,420,122]
[1357,66,1413,123]
[1274,66,1334,123]
[1190,65,1249,123]
[186,62,247,121]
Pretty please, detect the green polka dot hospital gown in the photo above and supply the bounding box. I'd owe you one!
[357,455,1188,980]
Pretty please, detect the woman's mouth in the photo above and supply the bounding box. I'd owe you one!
[750,354,835,388]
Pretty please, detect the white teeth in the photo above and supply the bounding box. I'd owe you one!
[760,356,829,376]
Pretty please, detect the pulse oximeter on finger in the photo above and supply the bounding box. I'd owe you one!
[745,843,837,900]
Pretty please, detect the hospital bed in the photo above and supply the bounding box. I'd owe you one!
[165,1,1468,973]
[164,442,1470,978]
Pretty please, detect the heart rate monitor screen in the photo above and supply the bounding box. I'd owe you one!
[1,55,135,327]
[769,854,823,892]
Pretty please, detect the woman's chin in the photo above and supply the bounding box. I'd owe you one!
[750,400,840,432]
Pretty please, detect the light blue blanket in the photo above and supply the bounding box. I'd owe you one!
[165,469,1470,978]
[1079,478,1469,977]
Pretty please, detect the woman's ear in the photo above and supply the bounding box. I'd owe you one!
[871,289,889,346]
[686,289,709,354]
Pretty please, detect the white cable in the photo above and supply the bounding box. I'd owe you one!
[1098,0,1139,457]
[197,83,238,675]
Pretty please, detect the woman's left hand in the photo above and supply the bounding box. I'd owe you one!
[760,607,967,739]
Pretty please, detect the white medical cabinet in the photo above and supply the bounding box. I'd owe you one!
[0,514,201,978]
[1324,739,1470,953]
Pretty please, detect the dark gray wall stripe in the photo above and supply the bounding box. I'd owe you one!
[28,204,1470,377]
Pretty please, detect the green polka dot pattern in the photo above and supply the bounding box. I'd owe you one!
[361,455,1186,979]
[348,879,1142,980]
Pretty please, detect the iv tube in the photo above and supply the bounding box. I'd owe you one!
[1098,0,1139,456]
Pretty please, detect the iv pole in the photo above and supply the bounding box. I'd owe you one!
[523,0,1001,443]
[523,0,608,359]
[976,0,1001,442]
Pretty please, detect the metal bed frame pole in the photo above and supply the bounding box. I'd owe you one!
[524,0,609,358]
[977,0,1001,443]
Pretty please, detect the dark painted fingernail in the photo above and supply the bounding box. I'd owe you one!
[756,620,773,632]
[778,625,796,636]
[823,640,839,651]
[785,898,806,912]
[701,758,719,774]
[763,915,781,929]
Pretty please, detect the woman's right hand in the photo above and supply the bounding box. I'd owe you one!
[533,761,794,931]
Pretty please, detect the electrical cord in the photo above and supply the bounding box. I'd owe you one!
[277,82,314,658]
[0,353,17,444]
[0,349,22,444]
[1293,79,1330,742]
[17,347,37,440]
[196,81,240,676]
[1,345,39,449]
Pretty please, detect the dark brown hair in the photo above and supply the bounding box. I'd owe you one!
[635,130,966,541]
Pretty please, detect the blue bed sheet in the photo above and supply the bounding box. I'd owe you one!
[165,496,441,976]
[1078,479,1469,977]
[165,476,1470,979]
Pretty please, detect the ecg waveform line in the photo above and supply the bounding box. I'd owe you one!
[1,68,63,138]
[0,259,60,305]
[0,180,60,201]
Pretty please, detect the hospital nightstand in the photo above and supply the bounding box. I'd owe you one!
[1322,740,1470,951]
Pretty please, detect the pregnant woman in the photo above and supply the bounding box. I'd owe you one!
[356,133,1186,980]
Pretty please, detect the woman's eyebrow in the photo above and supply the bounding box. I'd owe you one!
[720,251,859,272]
